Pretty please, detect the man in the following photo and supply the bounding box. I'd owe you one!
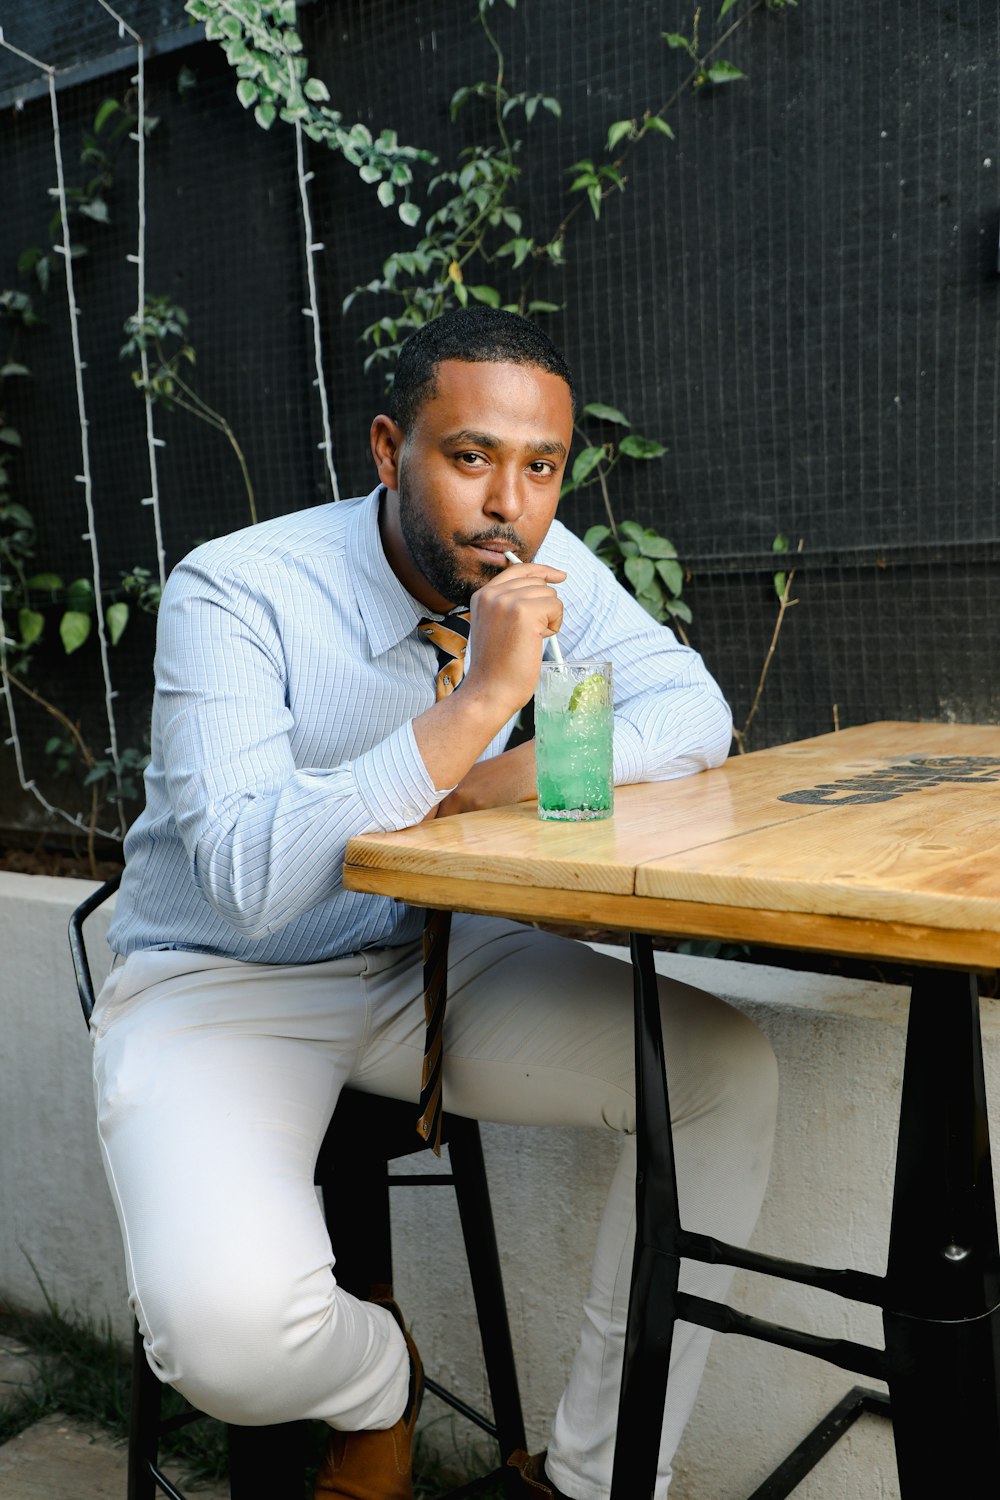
[93,307,777,1499]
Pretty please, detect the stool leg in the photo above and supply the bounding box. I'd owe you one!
[320,1137,392,1299]
[447,1116,527,1458]
[228,1421,309,1498]
[128,1323,162,1500]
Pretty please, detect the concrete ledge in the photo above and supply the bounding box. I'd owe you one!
[9,870,997,1497]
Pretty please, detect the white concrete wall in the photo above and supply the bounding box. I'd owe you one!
[5,869,1000,1496]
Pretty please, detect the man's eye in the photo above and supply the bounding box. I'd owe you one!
[529,460,555,474]
[457,451,486,466]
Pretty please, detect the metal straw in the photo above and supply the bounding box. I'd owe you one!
[503,550,565,665]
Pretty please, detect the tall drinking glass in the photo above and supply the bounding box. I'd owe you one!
[535,660,614,821]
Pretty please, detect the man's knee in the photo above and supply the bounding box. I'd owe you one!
[136,1260,336,1425]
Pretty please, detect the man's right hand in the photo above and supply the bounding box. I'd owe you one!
[412,560,566,794]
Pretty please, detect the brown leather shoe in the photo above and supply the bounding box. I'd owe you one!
[314,1295,423,1500]
[507,1448,573,1499]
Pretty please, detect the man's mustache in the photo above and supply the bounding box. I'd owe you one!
[453,526,526,553]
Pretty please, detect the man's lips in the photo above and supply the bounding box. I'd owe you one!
[464,541,513,565]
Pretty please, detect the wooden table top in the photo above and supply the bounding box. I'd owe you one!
[343,721,1000,968]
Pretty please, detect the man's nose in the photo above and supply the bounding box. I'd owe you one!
[484,468,524,521]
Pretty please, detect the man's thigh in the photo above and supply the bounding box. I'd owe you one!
[354,915,766,1134]
[92,949,380,1316]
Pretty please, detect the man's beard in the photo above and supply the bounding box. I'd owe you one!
[396,472,525,608]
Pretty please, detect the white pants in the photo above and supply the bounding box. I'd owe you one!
[91,915,778,1500]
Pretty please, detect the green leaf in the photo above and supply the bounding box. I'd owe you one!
[582,402,629,426]
[377,180,395,207]
[667,599,693,624]
[468,285,501,308]
[706,61,746,84]
[236,78,258,108]
[719,0,740,15]
[663,32,689,48]
[106,601,129,645]
[0,426,21,446]
[44,736,63,756]
[78,198,110,226]
[254,101,276,129]
[0,363,30,378]
[773,572,787,599]
[772,533,789,553]
[639,535,678,559]
[94,98,120,133]
[18,608,44,648]
[619,434,666,460]
[398,200,421,227]
[304,77,330,103]
[497,237,533,269]
[606,120,632,152]
[27,572,63,592]
[66,578,95,613]
[655,558,685,595]
[59,610,91,654]
[583,524,613,551]
[619,520,646,544]
[624,556,655,593]
[79,197,110,223]
[571,446,606,486]
[644,116,675,139]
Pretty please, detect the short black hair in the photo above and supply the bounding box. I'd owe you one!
[387,307,577,431]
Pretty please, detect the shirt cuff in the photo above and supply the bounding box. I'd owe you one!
[352,720,451,830]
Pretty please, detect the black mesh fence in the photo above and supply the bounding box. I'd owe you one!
[1,0,997,845]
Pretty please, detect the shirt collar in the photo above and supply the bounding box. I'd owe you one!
[349,485,431,658]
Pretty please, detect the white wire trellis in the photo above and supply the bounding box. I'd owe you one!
[0,5,342,846]
[0,22,125,841]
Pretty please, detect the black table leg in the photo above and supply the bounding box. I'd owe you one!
[610,934,680,1500]
[883,967,1000,1493]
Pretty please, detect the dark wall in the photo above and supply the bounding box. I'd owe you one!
[1,0,997,839]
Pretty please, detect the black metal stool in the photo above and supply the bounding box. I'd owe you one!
[69,874,526,1499]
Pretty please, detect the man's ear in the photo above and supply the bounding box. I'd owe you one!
[371,414,404,489]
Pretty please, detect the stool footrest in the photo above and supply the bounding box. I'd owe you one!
[424,1374,500,1437]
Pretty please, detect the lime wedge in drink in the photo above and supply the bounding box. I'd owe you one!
[569,672,610,713]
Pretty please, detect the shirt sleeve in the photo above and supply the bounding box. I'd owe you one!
[539,522,733,783]
[152,553,447,939]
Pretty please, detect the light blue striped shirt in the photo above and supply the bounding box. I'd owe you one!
[108,487,732,960]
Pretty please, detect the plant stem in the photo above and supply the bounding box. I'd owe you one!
[732,539,803,754]
[520,0,766,300]
[572,423,619,538]
[153,346,258,525]
[2,665,101,876]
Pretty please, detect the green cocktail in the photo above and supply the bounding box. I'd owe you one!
[535,660,614,821]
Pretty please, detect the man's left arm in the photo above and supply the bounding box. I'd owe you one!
[436,523,732,816]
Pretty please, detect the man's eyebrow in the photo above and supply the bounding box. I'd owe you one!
[442,429,568,460]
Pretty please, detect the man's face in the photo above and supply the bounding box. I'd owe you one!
[373,358,573,611]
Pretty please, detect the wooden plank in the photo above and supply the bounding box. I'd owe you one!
[638,740,1000,931]
[340,866,1000,968]
[344,721,1000,954]
[346,722,1000,898]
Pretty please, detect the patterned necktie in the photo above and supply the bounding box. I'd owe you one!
[415,608,472,1152]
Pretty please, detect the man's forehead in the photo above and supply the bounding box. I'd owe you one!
[419,358,572,430]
